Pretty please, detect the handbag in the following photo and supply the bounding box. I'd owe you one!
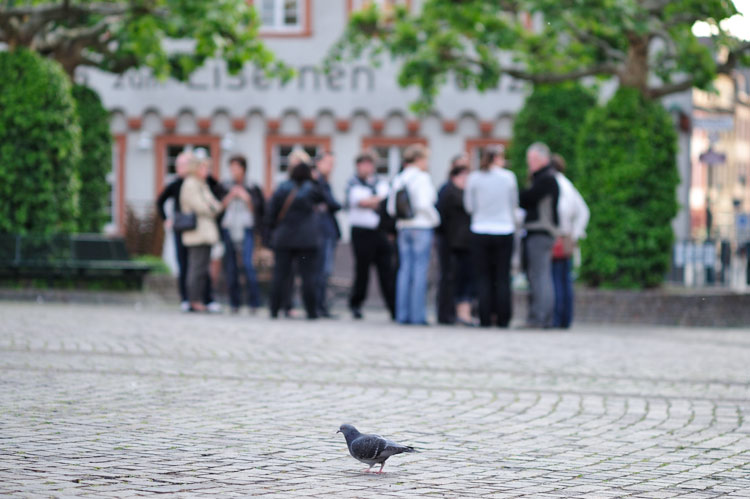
[552,235,574,259]
[173,212,197,232]
[394,185,414,220]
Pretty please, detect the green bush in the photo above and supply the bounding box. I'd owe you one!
[508,83,596,186]
[73,85,112,233]
[0,49,81,234]
[575,87,679,289]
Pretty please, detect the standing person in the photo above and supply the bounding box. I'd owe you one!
[550,154,589,329]
[179,155,223,313]
[387,144,440,325]
[265,162,323,320]
[463,146,518,328]
[437,161,476,326]
[520,142,559,328]
[436,154,469,324]
[346,153,396,320]
[220,155,265,314]
[312,151,342,318]
[156,151,218,312]
[196,148,225,313]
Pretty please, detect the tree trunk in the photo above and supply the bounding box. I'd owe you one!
[619,34,649,93]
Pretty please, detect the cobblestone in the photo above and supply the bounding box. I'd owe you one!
[1,302,749,497]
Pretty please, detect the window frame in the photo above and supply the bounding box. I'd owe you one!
[265,134,332,194]
[154,135,222,197]
[106,134,127,235]
[361,136,428,178]
[346,0,412,15]
[250,0,312,38]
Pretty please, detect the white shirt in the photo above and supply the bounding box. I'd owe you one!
[348,177,389,229]
[464,167,518,235]
[556,172,589,241]
[387,166,440,229]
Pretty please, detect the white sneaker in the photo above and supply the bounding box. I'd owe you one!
[180,301,190,313]
[206,302,223,313]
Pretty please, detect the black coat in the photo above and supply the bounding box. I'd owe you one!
[520,165,559,235]
[437,182,472,251]
[265,180,324,249]
[315,177,342,240]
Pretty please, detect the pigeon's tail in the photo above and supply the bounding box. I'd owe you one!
[402,445,417,453]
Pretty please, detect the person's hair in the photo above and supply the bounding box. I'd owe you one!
[314,150,333,165]
[289,162,312,184]
[479,145,505,171]
[289,146,311,167]
[355,152,376,165]
[527,142,551,160]
[450,154,467,169]
[551,153,566,173]
[229,155,247,171]
[403,143,428,164]
[449,165,469,178]
[184,155,202,175]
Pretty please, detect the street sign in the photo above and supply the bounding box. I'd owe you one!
[699,149,727,165]
[693,116,734,132]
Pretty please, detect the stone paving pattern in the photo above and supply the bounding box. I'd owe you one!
[1,303,749,497]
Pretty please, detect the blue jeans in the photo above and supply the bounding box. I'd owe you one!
[315,236,337,314]
[221,228,262,309]
[396,228,433,324]
[552,257,573,328]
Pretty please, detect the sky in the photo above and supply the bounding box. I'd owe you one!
[692,0,750,40]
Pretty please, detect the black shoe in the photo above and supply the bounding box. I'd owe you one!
[351,308,363,320]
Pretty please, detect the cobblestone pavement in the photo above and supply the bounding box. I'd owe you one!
[1,303,749,498]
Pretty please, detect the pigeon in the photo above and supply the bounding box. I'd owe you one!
[337,424,415,473]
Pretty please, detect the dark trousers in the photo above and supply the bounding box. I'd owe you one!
[524,233,555,327]
[315,236,337,314]
[270,248,318,319]
[436,235,455,324]
[471,233,514,328]
[186,244,211,304]
[552,257,574,328]
[175,232,212,304]
[349,227,396,317]
[221,228,262,309]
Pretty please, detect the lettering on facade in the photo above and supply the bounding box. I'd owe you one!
[109,62,376,93]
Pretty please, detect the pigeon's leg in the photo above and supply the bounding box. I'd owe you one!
[362,464,374,473]
[375,463,386,474]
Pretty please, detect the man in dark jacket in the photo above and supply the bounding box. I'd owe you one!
[312,151,342,318]
[220,155,265,313]
[156,151,221,312]
[265,163,324,320]
[520,142,559,328]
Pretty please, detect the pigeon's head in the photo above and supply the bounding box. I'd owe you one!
[337,424,360,440]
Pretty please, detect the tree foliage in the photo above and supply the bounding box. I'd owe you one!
[0,1,291,81]
[73,84,111,233]
[326,0,750,111]
[507,83,596,186]
[0,48,81,234]
[576,88,679,289]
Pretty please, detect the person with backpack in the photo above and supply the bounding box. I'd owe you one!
[345,153,396,320]
[387,144,440,325]
[265,162,324,320]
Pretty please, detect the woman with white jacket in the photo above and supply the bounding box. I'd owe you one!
[387,144,440,325]
[551,154,589,328]
[180,155,223,312]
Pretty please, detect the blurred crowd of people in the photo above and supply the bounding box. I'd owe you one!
[157,141,588,328]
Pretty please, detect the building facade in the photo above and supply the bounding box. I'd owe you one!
[77,0,696,273]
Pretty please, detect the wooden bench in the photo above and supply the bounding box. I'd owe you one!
[0,234,153,288]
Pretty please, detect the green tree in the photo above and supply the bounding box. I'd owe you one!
[73,84,111,233]
[0,1,290,80]
[507,83,596,186]
[326,0,750,111]
[0,49,81,234]
[576,88,679,288]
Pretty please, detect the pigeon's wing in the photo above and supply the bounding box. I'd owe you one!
[378,438,416,459]
[349,434,388,462]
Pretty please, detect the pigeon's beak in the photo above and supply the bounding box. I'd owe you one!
[336,430,341,434]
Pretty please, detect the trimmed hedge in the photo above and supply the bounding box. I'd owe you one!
[575,87,679,289]
[0,49,81,234]
[508,82,596,186]
[73,85,113,233]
